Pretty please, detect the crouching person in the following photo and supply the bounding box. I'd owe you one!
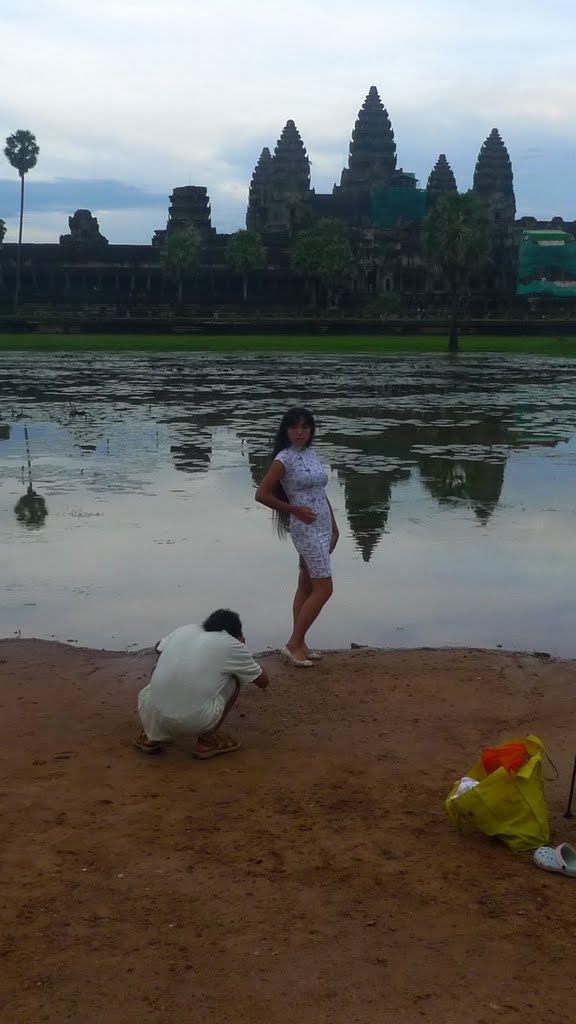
[134,608,269,759]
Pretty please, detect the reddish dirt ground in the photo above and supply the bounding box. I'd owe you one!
[1,639,576,1024]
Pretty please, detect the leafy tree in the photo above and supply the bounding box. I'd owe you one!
[226,230,265,302]
[160,226,201,304]
[4,130,40,310]
[422,191,490,352]
[363,292,402,318]
[291,219,354,307]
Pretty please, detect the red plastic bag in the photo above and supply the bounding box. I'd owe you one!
[481,742,527,776]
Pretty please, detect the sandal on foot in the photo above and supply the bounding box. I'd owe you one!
[280,646,313,668]
[133,731,166,754]
[194,733,241,760]
[534,843,576,877]
[306,651,323,661]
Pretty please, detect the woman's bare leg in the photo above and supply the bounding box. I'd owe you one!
[293,564,322,658]
[286,577,333,661]
[293,562,312,632]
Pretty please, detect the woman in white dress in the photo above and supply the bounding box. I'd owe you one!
[255,407,339,667]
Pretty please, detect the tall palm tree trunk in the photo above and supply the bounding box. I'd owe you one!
[14,173,25,311]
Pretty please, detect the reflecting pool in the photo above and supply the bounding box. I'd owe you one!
[1,351,575,656]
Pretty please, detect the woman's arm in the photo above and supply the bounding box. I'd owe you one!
[255,460,316,524]
[255,460,291,514]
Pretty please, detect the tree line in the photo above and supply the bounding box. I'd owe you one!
[162,198,490,352]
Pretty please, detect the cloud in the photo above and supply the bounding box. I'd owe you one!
[0,178,166,217]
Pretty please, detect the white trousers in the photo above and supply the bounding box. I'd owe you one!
[137,679,236,742]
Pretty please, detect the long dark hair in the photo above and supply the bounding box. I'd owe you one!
[269,407,316,538]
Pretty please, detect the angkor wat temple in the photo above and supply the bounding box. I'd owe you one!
[1,86,574,313]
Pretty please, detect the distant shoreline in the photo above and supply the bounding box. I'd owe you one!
[1,636,573,664]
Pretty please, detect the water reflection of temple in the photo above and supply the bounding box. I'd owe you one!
[323,409,520,557]
[418,453,506,523]
[3,356,571,555]
[166,406,226,474]
[169,439,212,474]
[407,412,513,524]
[246,450,270,492]
[334,465,410,561]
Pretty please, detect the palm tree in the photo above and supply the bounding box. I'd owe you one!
[4,130,40,311]
[422,191,490,353]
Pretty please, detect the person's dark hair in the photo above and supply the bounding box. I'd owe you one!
[269,407,316,538]
[202,608,243,640]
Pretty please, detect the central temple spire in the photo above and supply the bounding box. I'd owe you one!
[473,128,516,223]
[338,86,397,193]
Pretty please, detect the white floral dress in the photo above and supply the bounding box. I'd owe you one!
[275,446,332,578]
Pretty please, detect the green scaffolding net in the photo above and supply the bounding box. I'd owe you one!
[517,230,576,297]
[370,188,427,228]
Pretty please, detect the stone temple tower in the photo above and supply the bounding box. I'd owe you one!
[473,129,516,224]
[246,147,273,233]
[337,86,397,194]
[166,186,215,239]
[426,154,457,207]
[266,119,311,234]
[245,120,311,236]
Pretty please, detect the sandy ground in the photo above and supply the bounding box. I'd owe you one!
[1,639,576,1024]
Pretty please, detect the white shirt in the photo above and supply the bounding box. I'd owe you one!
[148,624,262,720]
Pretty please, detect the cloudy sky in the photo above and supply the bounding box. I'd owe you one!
[1,0,574,244]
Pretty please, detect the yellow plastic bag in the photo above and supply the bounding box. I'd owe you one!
[445,734,550,852]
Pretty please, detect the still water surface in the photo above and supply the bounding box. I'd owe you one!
[1,352,575,656]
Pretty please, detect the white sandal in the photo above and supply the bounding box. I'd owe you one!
[280,646,313,668]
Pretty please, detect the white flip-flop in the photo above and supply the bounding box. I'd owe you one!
[533,843,576,877]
